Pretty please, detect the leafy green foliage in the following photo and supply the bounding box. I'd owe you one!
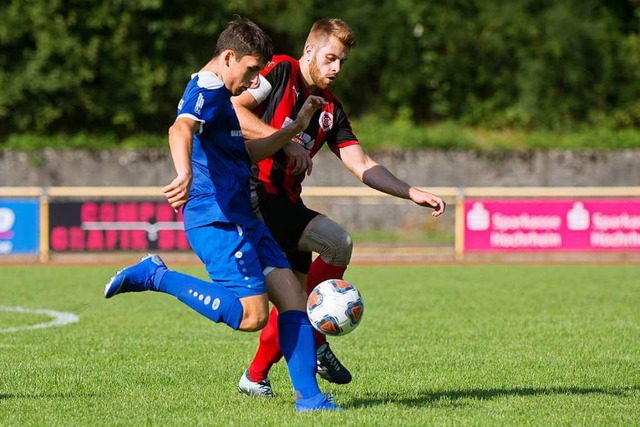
[0,0,639,143]
[0,0,313,137]
[6,123,640,152]
[4,133,118,151]
[334,0,640,130]
[352,118,640,151]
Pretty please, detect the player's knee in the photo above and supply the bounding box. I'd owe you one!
[305,217,353,267]
[320,228,353,266]
[237,303,269,332]
[239,310,268,332]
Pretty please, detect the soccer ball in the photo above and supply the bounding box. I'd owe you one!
[306,279,364,336]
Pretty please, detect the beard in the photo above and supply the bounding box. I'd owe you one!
[309,56,332,90]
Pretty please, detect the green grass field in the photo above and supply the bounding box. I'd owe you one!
[1,262,638,426]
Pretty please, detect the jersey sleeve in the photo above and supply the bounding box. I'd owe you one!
[177,86,223,134]
[328,100,359,149]
[246,56,290,105]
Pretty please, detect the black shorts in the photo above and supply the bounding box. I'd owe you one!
[253,192,320,273]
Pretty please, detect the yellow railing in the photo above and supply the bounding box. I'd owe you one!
[2,186,639,262]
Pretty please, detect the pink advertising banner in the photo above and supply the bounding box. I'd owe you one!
[464,198,640,252]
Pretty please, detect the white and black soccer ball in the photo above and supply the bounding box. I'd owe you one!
[306,279,364,336]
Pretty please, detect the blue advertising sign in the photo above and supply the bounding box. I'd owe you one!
[0,199,40,255]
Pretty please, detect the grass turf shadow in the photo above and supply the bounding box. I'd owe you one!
[348,385,640,408]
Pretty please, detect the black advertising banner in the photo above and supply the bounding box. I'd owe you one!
[49,201,190,252]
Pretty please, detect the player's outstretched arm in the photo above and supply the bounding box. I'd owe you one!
[406,187,446,217]
[163,117,199,212]
[245,95,326,164]
[336,144,446,217]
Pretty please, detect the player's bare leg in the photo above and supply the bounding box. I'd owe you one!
[239,216,352,395]
[264,268,341,411]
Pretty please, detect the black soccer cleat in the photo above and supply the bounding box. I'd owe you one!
[316,342,352,384]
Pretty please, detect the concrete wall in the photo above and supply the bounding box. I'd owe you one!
[2,148,638,240]
[2,148,639,187]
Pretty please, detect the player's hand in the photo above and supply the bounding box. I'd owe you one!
[409,188,446,217]
[284,140,313,176]
[294,95,327,131]
[163,174,192,213]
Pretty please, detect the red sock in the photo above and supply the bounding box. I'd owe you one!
[247,307,282,382]
[247,257,347,381]
[306,257,347,348]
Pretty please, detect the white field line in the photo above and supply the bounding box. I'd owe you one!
[0,306,80,333]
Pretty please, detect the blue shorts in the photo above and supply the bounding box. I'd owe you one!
[186,221,290,298]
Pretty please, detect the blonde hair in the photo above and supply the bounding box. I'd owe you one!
[305,18,357,49]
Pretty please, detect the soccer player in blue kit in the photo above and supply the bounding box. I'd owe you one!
[103,18,339,412]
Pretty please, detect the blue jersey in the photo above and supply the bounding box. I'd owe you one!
[176,71,258,230]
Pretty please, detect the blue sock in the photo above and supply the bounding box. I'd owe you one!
[278,310,321,399]
[153,269,244,330]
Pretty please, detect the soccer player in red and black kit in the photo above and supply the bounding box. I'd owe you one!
[233,18,446,397]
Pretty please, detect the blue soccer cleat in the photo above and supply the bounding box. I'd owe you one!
[295,393,343,413]
[104,254,166,298]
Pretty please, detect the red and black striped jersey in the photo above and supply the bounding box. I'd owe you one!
[248,55,359,202]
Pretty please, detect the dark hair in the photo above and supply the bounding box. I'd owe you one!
[213,17,273,64]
